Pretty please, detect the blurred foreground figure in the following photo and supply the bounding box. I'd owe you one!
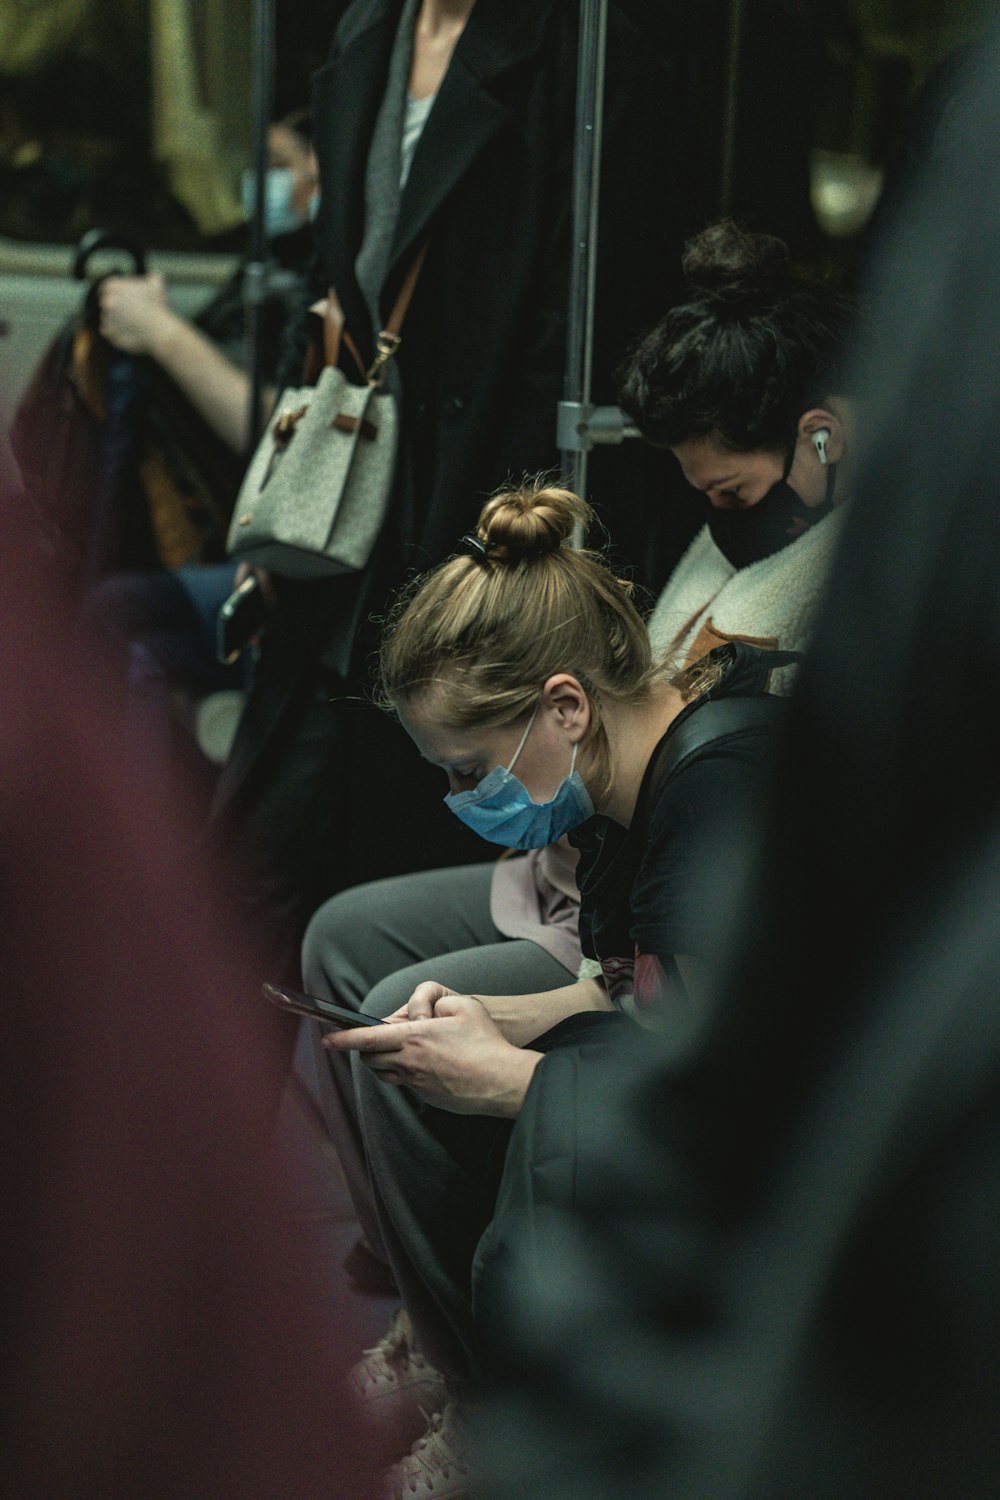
[481,25,1000,1500]
[0,513,375,1499]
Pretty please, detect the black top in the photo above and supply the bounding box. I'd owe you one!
[572,643,792,1022]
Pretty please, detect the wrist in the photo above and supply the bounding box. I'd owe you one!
[490,1047,542,1118]
[146,305,186,364]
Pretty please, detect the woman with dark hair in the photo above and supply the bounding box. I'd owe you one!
[619,218,859,667]
[481,27,1000,1500]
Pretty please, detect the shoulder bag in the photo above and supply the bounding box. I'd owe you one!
[226,244,427,580]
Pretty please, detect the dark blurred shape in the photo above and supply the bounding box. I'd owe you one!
[0,499,376,1500]
[274,0,353,120]
[0,6,194,250]
[11,196,313,599]
[854,36,982,288]
[11,240,245,596]
[482,19,1000,1500]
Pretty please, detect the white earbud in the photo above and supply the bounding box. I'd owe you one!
[813,428,831,466]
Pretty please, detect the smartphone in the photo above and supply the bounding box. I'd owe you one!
[261,981,385,1029]
[217,575,271,665]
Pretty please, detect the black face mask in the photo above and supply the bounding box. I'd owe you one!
[707,444,837,569]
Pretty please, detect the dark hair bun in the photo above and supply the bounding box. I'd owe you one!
[475,482,591,563]
[682,219,790,308]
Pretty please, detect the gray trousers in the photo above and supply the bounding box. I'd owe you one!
[301,863,577,1383]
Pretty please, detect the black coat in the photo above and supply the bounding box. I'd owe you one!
[213,0,695,970]
[308,0,692,606]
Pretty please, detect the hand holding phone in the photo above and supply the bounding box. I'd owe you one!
[261,981,385,1029]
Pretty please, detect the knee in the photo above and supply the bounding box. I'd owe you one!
[361,970,414,1020]
[302,886,366,996]
[301,880,403,1006]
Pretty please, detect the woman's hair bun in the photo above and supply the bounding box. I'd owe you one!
[474,481,591,563]
[681,219,790,307]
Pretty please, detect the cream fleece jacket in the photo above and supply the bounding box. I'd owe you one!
[647,509,847,693]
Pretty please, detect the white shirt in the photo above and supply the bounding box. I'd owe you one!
[401,92,436,187]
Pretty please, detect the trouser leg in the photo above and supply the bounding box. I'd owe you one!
[302,864,502,1266]
[301,863,578,1383]
[353,940,576,1386]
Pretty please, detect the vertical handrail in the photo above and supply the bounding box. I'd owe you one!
[559,0,608,511]
[244,0,276,457]
[720,0,745,216]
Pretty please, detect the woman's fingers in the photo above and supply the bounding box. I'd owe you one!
[432,992,488,1022]
[407,981,455,1019]
[322,1024,407,1055]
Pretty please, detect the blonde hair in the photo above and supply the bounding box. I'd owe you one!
[378,480,665,802]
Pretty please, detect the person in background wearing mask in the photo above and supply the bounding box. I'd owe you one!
[87,113,318,778]
[98,114,319,455]
[621,218,858,668]
[319,478,797,1499]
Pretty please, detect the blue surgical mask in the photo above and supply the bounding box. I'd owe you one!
[241,167,308,238]
[444,706,594,849]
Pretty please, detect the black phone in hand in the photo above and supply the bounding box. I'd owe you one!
[217,575,270,665]
[261,982,385,1029]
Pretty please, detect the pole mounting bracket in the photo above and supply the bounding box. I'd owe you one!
[556,400,640,454]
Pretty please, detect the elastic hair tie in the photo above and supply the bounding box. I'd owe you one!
[459,532,491,560]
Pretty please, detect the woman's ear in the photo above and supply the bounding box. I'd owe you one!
[540,673,590,741]
[798,406,846,465]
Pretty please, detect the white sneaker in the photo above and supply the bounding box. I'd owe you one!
[350,1307,448,1452]
[382,1401,475,1500]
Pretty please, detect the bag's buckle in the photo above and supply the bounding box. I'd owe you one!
[272,403,308,447]
[366,330,401,388]
[259,403,308,490]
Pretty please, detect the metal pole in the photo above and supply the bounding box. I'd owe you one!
[559,0,608,501]
[719,0,745,216]
[244,0,276,457]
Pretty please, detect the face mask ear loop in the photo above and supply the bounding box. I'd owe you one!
[781,435,798,482]
[505,703,539,774]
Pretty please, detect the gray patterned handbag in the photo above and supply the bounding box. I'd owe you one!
[227,246,426,580]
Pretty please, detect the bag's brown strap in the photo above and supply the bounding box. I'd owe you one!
[384,239,431,336]
[314,289,367,383]
[304,239,430,388]
[365,238,431,387]
[303,293,366,385]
